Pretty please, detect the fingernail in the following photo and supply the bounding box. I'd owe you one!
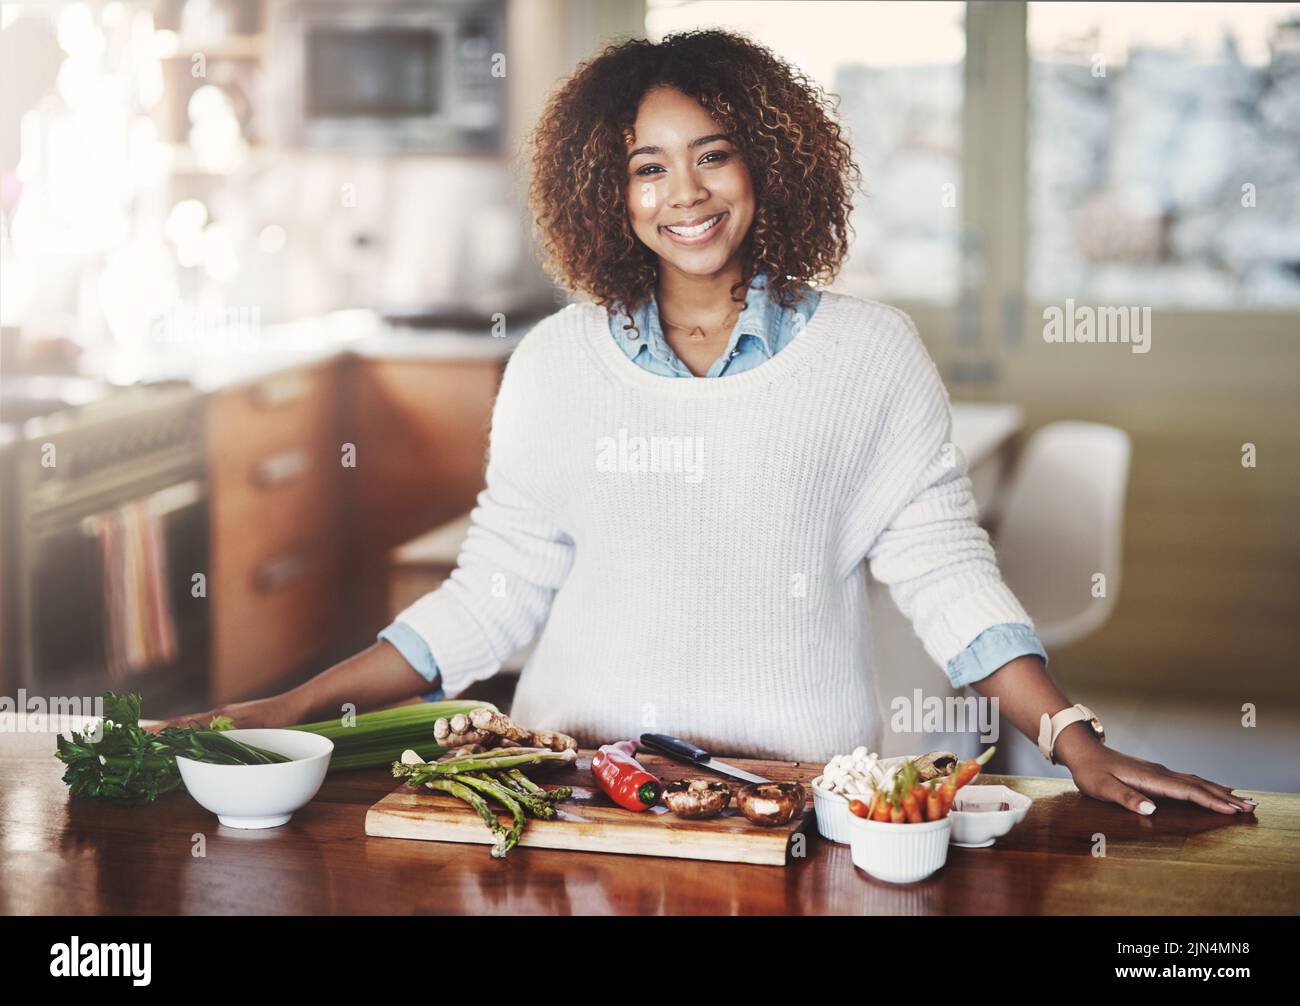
[1138,801,1156,815]
[1242,797,1258,805]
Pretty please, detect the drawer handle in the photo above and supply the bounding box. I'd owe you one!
[254,551,312,592]
[250,371,309,408]
[252,447,310,488]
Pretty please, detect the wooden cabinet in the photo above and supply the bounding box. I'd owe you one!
[343,355,504,635]
[204,352,505,703]
[206,363,344,704]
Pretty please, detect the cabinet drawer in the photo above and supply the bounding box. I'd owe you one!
[210,537,341,703]
[208,365,341,486]
[210,439,340,557]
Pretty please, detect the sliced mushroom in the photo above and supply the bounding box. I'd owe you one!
[913,751,959,782]
[662,778,732,819]
[737,781,807,827]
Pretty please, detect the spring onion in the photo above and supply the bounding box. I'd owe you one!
[289,700,492,772]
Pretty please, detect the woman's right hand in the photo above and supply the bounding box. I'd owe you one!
[146,691,306,733]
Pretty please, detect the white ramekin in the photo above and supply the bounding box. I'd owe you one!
[847,814,952,883]
[948,784,1033,848]
[811,776,860,844]
[811,755,911,844]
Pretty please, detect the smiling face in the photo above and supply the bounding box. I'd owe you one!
[624,86,756,284]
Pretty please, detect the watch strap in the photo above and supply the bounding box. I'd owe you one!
[1038,704,1103,764]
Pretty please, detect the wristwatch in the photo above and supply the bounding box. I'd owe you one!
[1038,704,1105,764]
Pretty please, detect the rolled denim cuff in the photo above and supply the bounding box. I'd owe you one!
[377,621,445,700]
[945,622,1048,689]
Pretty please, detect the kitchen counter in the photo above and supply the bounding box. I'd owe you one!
[3,725,1296,915]
[174,309,525,395]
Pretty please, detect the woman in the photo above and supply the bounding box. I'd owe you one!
[171,30,1252,817]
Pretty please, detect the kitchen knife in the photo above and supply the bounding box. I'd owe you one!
[638,733,771,784]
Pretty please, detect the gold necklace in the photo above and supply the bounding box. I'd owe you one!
[660,299,742,343]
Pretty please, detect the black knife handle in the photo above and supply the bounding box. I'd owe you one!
[639,733,711,763]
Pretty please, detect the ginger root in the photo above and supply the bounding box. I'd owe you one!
[440,707,578,754]
[467,708,578,752]
[527,729,578,753]
[436,743,486,761]
[434,716,492,748]
[468,708,533,743]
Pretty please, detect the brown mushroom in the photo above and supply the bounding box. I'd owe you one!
[913,751,958,782]
[737,781,807,827]
[662,778,732,819]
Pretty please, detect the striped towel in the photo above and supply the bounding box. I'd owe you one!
[88,499,179,678]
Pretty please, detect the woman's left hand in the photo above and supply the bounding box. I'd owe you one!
[1062,742,1258,816]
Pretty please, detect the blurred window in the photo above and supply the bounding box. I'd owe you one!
[1027,2,1300,309]
[646,0,966,304]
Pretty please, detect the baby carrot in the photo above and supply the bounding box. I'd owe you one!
[941,746,997,802]
[870,788,892,822]
[900,785,924,823]
[925,780,944,821]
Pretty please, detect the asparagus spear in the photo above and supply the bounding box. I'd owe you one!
[449,774,526,857]
[505,768,545,795]
[392,748,576,781]
[422,778,508,848]
[469,772,556,819]
[504,769,571,807]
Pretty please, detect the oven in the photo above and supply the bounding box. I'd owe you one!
[267,0,507,154]
[4,387,210,713]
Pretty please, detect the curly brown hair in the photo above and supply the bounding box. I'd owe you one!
[527,29,861,315]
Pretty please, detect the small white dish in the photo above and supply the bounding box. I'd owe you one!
[948,784,1032,848]
[847,813,951,883]
[175,728,333,829]
[811,755,911,844]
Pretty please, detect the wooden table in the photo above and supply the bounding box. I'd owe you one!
[4,727,1296,915]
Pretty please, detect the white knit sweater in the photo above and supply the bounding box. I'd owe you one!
[393,291,1032,762]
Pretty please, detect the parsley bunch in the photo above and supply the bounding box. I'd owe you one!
[55,691,289,805]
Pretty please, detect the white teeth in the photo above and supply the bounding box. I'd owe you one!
[664,214,721,237]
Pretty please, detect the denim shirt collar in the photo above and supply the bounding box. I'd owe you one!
[615,272,786,374]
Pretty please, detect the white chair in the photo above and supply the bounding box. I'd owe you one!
[994,421,1132,648]
[990,421,1131,777]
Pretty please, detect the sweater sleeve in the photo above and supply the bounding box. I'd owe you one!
[387,334,574,697]
[847,312,1033,671]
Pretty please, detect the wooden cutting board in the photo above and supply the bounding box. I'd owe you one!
[364,750,819,865]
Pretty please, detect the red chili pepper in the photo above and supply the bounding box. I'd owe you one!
[591,740,662,812]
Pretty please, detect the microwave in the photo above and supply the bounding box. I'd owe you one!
[268,0,506,154]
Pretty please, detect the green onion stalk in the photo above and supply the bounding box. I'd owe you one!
[288,700,492,772]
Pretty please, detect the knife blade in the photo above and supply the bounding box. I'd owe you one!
[638,733,771,784]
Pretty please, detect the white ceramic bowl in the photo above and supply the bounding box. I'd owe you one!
[812,755,911,844]
[948,784,1032,848]
[175,728,334,829]
[847,813,952,883]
